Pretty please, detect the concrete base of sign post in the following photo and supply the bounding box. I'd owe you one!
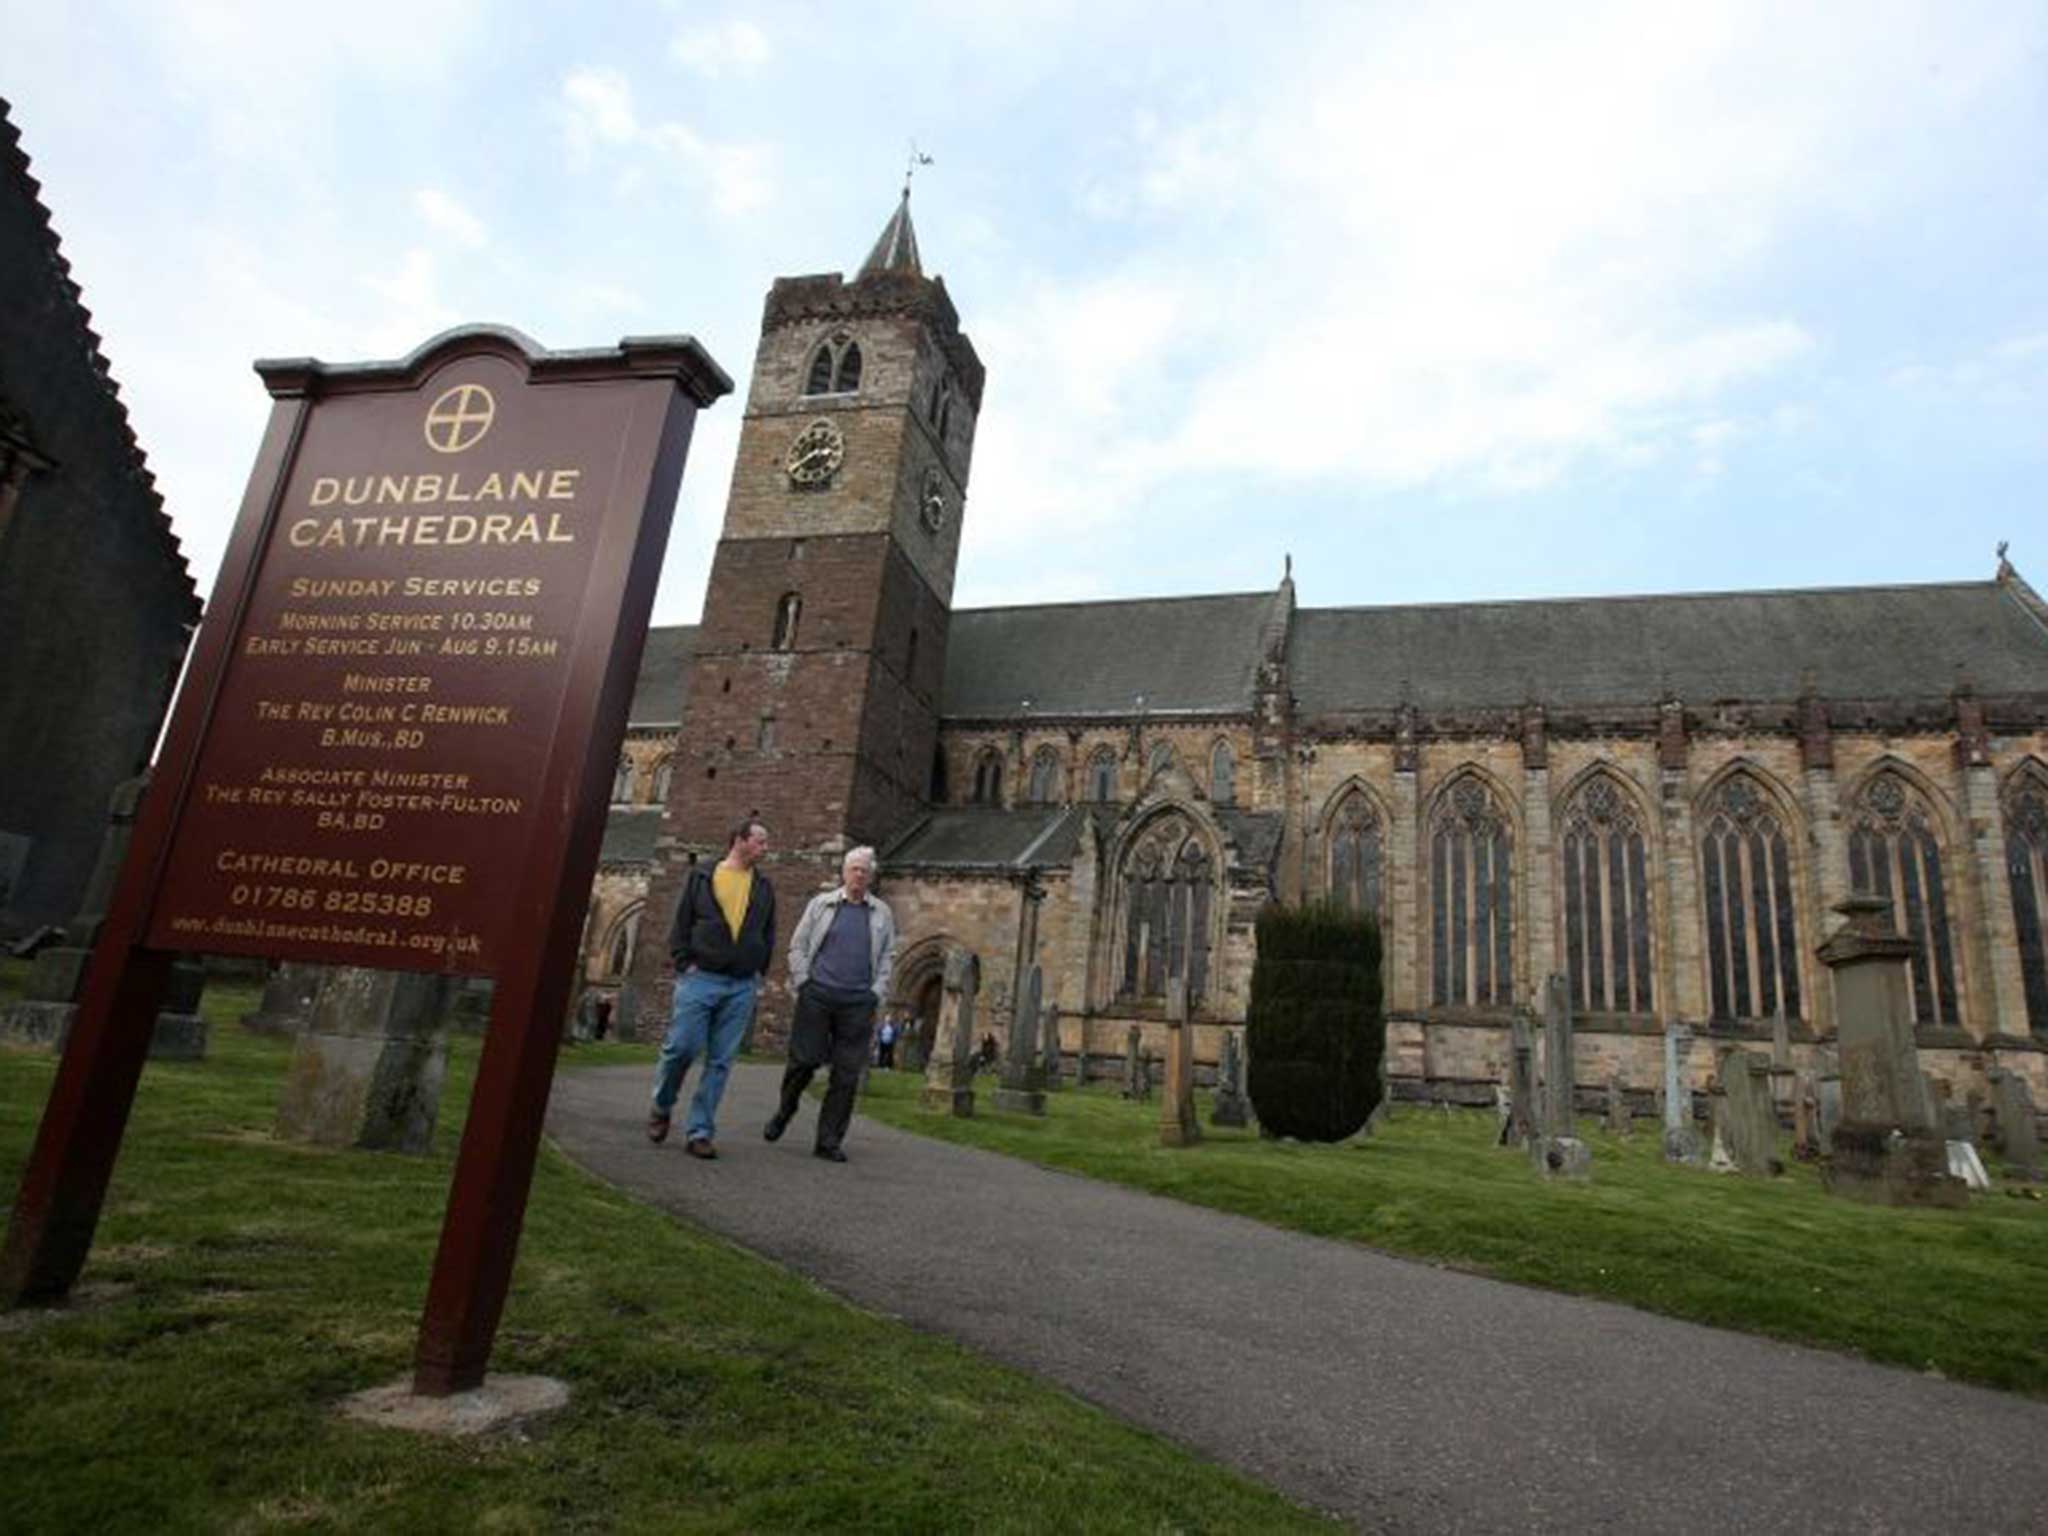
[339,1374,569,1438]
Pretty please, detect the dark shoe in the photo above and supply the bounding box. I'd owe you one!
[763,1113,789,1143]
[685,1137,718,1160]
[814,1146,848,1163]
[646,1113,671,1145]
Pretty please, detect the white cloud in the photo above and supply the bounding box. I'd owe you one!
[671,20,772,79]
[557,69,774,215]
[412,187,486,249]
[562,67,639,149]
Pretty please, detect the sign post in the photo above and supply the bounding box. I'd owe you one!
[0,325,730,1395]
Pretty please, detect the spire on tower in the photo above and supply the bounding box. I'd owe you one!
[859,187,923,278]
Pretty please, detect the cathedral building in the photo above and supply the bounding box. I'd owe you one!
[589,193,2048,1104]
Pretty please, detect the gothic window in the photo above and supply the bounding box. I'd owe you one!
[1699,773,1804,1023]
[1210,740,1237,806]
[972,748,1003,805]
[1027,747,1063,805]
[804,344,835,395]
[1089,747,1119,802]
[833,342,863,394]
[604,904,643,979]
[1327,789,1385,922]
[1147,742,1176,782]
[2005,771,2048,1036]
[611,755,635,805]
[1560,774,1654,1015]
[772,591,801,650]
[1848,770,1961,1028]
[1431,775,1514,1007]
[1119,815,1215,1004]
[650,758,673,806]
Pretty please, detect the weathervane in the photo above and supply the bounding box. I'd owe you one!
[904,141,933,196]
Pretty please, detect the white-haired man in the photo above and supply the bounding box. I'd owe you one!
[768,845,898,1162]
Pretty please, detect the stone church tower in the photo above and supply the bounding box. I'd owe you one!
[625,192,985,1039]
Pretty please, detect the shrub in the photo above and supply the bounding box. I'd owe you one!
[1245,902,1383,1141]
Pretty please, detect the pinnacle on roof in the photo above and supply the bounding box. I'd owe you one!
[858,187,922,278]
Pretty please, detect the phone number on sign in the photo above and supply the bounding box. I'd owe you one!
[227,884,436,918]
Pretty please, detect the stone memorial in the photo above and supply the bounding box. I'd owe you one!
[1604,1075,1631,1137]
[1159,977,1200,1147]
[1121,1025,1147,1101]
[1815,1048,1843,1155]
[994,964,1048,1116]
[1817,896,1965,1208]
[1,774,207,1060]
[1712,1048,1780,1176]
[1497,1009,1538,1149]
[1792,1071,1821,1161]
[1531,974,1589,1178]
[1211,1027,1250,1128]
[1770,1005,1795,1112]
[276,966,454,1154]
[921,947,981,1118]
[241,961,325,1037]
[1040,1002,1063,1090]
[1987,1069,2042,1181]
[1662,1021,1703,1164]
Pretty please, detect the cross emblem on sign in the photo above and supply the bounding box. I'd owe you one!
[423,383,496,454]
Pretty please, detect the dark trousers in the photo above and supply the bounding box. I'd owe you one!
[779,984,876,1151]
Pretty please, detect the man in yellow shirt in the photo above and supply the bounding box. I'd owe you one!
[647,815,777,1158]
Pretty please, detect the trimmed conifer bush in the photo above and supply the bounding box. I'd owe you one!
[1245,901,1383,1141]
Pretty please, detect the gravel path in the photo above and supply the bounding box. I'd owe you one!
[546,1063,2048,1534]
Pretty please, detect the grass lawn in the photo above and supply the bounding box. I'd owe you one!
[0,986,1331,1534]
[852,1068,2048,1396]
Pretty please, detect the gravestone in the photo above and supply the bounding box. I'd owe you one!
[1211,1027,1250,1128]
[921,947,980,1117]
[1159,978,1200,1147]
[1792,1071,1821,1161]
[241,961,325,1037]
[1040,1002,1063,1090]
[1987,1070,2042,1181]
[1604,1075,1631,1137]
[1770,1006,1796,1113]
[1662,1021,1703,1164]
[994,965,1048,1116]
[1497,1009,1537,1149]
[1817,897,1964,1208]
[1121,1025,1148,1101]
[1815,1047,1842,1154]
[0,773,208,1059]
[1531,973,1589,1179]
[276,966,454,1153]
[1363,1042,1392,1136]
[1712,1048,1780,1176]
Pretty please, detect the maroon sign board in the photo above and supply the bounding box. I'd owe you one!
[1,326,731,1394]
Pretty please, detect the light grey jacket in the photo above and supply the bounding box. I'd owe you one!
[786,887,898,1004]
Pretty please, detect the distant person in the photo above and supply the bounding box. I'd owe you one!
[647,816,775,1160]
[876,1014,898,1070]
[767,846,898,1162]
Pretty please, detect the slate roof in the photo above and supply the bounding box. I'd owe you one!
[941,591,1272,718]
[883,807,1084,869]
[1291,581,2048,715]
[859,189,922,278]
[628,624,696,727]
[599,806,663,866]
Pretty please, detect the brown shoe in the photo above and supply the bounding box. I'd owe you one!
[685,1137,718,1160]
[646,1113,670,1145]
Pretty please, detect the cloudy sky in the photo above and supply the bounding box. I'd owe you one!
[6,2,2046,623]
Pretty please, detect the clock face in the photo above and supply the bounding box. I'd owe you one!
[786,419,845,487]
[919,467,948,533]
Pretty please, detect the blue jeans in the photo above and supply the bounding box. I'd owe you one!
[650,969,760,1143]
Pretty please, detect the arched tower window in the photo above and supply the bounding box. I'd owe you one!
[1089,747,1119,803]
[2002,769,2048,1036]
[833,342,863,394]
[611,755,635,805]
[1327,789,1384,922]
[1146,742,1176,782]
[1027,746,1063,805]
[972,748,1003,805]
[1431,774,1514,1008]
[1699,773,1804,1023]
[650,758,674,807]
[772,591,801,651]
[604,903,644,979]
[1849,770,1960,1027]
[1119,813,1215,1004]
[804,345,835,396]
[1561,774,1653,1015]
[1210,740,1236,806]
